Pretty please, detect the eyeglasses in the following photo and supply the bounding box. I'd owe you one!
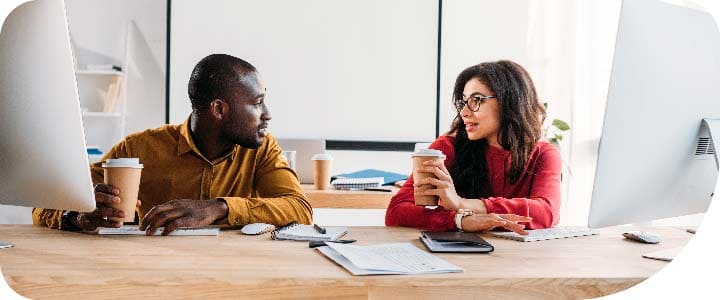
[454,94,496,112]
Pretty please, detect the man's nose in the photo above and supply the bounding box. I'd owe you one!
[261,103,271,121]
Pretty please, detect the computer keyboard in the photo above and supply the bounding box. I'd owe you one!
[489,227,598,242]
[98,225,219,236]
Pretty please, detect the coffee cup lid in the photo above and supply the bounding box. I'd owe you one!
[311,153,333,160]
[412,149,445,158]
[102,158,143,168]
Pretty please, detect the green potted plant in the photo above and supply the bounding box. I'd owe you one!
[542,103,570,149]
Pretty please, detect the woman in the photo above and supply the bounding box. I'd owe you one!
[385,60,561,234]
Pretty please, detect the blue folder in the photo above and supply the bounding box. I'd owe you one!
[86,147,103,155]
[333,169,408,185]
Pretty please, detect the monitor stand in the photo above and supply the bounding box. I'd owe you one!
[703,118,720,170]
[639,119,720,260]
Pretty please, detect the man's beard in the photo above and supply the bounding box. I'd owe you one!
[223,123,262,149]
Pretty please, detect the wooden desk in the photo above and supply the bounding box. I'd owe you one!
[302,184,397,209]
[0,225,692,299]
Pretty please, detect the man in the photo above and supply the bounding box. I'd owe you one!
[33,54,312,235]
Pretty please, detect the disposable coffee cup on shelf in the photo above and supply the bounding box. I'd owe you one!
[311,153,333,190]
[412,149,446,206]
[102,158,143,223]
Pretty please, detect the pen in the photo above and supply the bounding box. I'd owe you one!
[313,224,326,234]
[363,187,392,192]
[308,240,357,248]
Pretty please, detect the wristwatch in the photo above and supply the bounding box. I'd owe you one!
[60,211,82,232]
[454,209,474,232]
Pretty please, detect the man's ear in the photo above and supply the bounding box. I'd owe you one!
[208,99,227,121]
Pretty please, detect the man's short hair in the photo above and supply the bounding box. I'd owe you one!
[187,54,257,109]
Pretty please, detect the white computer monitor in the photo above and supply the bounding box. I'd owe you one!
[276,139,326,184]
[0,0,95,217]
[588,0,720,228]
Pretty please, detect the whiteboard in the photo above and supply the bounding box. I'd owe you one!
[170,0,438,141]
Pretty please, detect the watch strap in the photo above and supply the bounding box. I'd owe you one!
[60,211,82,232]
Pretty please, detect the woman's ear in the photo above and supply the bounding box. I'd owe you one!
[208,99,227,121]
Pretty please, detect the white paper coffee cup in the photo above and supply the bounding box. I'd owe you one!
[102,158,143,222]
[311,153,333,190]
[102,158,144,169]
[412,149,446,206]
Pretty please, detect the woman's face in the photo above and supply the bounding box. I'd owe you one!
[460,78,501,145]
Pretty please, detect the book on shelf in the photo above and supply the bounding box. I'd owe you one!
[87,64,122,72]
[331,177,384,190]
[102,75,122,113]
[86,146,103,156]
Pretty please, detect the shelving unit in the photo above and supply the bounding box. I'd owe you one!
[81,112,123,118]
[75,70,123,76]
[76,70,127,156]
[74,22,132,158]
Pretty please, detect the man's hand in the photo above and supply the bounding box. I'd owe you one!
[461,214,532,235]
[74,184,141,232]
[139,199,228,236]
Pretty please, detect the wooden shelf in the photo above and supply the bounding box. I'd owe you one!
[302,184,396,209]
[82,112,122,117]
[75,69,123,76]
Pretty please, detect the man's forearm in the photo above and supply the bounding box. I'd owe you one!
[221,194,313,226]
[32,208,64,229]
[213,199,230,225]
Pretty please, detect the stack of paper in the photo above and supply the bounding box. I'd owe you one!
[317,242,463,275]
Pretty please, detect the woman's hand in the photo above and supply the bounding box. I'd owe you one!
[461,214,532,235]
[414,159,465,211]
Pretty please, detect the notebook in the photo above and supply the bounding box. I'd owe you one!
[270,223,347,241]
[420,231,494,253]
[333,169,408,185]
[317,242,463,275]
[331,177,384,190]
